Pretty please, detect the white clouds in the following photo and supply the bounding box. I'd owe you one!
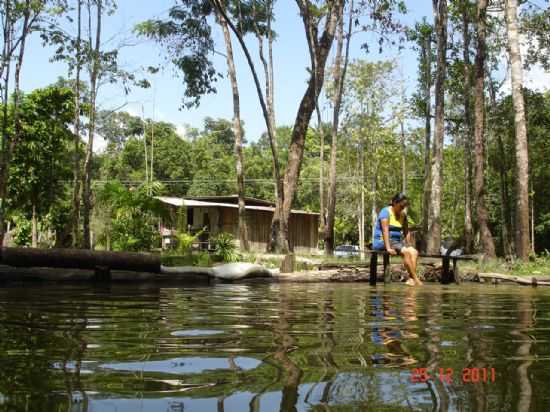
[176,125,187,139]
[499,34,550,95]
[523,64,550,91]
[93,134,108,154]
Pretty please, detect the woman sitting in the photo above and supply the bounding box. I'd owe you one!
[373,193,422,286]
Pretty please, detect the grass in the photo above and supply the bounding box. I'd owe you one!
[163,248,550,276]
[463,252,550,277]
[161,251,214,267]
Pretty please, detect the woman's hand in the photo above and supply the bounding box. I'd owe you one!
[387,248,397,256]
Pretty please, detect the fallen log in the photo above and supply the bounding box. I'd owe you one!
[477,272,550,286]
[0,247,161,273]
[0,264,159,282]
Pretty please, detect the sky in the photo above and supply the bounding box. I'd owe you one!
[20,0,550,151]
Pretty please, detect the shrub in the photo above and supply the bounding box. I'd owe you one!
[176,229,203,256]
[195,251,212,267]
[212,232,239,263]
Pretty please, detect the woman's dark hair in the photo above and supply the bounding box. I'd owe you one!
[391,192,408,206]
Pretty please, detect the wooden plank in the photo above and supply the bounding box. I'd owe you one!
[362,249,477,261]
[478,272,550,286]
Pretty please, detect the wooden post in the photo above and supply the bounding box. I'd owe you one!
[369,253,378,285]
[453,258,460,284]
[441,256,451,284]
[280,253,295,274]
[383,253,391,283]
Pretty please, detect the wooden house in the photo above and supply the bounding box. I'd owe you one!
[156,195,319,254]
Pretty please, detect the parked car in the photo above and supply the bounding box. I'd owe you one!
[334,244,360,258]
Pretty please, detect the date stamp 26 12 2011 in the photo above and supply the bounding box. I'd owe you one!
[410,368,496,384]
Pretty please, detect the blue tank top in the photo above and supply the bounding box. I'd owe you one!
[373,206,406,249]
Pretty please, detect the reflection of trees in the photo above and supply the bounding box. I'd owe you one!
[0,286,89,410]
[465,295,489,412]
[3,282,542,411]
[425,290,450,411]
[60,300,89,410]
[317,287,338,406]
[512,294,534,412]
[272,284,304,412]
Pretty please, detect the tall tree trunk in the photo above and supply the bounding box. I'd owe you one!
[360,143,365,259]
[427,0,447,253]
[316,105,325,239]
[219,10,249,251]
[400,120,406,193]
[324,14,344,256]
[462,5,474,254]
[421,31,432,253]
[505,0,530,261]
[264,1,283,252]
[488,76,514,258]
[473,0,496,258]
[324,0,352,255]
[71,0,83,247]
[0,0,31,245]
[31,203,37,248]
[150,98,155,188]
[530,180,535,253]
[271,0,344,253]
[426,0,448,255]
[82,0,102,249]
[214,0,344,253]
[0,0,13,246]
[211,0,282,252]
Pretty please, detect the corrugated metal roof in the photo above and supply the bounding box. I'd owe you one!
[186,195,275,206]
[155,196,319,216]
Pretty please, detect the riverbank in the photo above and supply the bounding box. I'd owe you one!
[1,246,549,285]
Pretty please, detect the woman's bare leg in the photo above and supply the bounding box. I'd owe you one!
[401,247,422,285]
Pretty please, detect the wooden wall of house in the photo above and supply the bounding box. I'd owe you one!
[289,213,319,254]
[218,208,319,253]
[159,203,319,253]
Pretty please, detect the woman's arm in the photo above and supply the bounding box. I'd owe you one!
[381,219,397,255]
[403,216,412,245]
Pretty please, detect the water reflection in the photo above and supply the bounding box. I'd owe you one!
[0,283,550,411]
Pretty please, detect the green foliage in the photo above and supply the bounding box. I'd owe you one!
[176,229,203,256]
[520,5,550,71]
[11,214,31,246]
[94,181,167,252]
[134,1,218,108]
[3,86,76,242]
[196,251,212,267]
[7,86,75,214]
[211,232,239,263]
[489,90,550,252]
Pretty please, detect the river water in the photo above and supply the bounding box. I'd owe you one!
[0,282,549,411]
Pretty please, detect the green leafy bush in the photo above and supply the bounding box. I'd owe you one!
[196,251,212,267]
[212,232,239,263]
[11,214,31,246]
[94,181,168,252]
[176,229,203,256]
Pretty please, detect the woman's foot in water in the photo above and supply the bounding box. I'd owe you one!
[405,278,416,286]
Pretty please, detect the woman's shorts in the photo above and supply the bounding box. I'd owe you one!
[374,239,405,254]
